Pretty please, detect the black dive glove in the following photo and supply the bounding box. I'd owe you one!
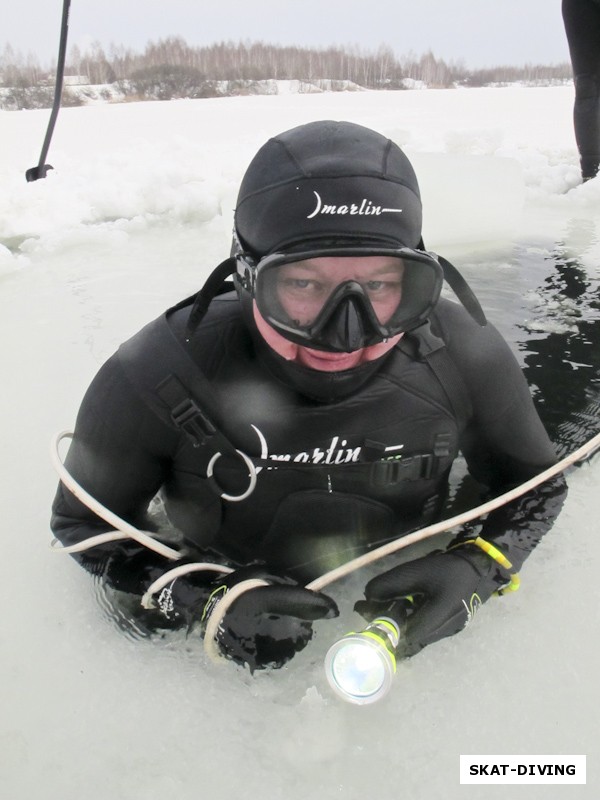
[102,545,219,630]
[202,566,339,672]
[104,549,338,667]
[355,547,508,657]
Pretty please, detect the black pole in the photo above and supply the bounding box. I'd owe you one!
[26,0,72,182]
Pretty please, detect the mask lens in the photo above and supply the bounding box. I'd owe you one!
[267,257,404,327]
[254,249,442,349]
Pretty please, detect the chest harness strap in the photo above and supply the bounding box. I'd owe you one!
[119,281,473,500]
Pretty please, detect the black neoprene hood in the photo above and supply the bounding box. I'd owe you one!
[234,120,423,257]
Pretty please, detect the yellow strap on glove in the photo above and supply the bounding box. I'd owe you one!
[459,536,520,595]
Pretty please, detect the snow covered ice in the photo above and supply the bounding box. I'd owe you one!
[1,85,600,799]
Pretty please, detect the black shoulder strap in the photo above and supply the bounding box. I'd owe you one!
[186,258,237,336]
[401,321,473,423]
[117,305,240,456]
[438,255,487,327]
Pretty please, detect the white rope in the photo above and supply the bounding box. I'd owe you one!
[202,578,270,663]
[142,566,267,663]
[50,427,600,661]
[50,430,183,561]
[200,428,600,658]
[50,531,129,552]
[307,429,600,592]
[141,562,233,609]
[50,430,250,660]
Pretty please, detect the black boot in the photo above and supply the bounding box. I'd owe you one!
[581,157,600,182]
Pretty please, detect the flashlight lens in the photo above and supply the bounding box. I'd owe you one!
[330,641,387,698]
[325,632,396,704]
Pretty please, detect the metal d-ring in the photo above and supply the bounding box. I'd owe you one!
[206,449,257,502]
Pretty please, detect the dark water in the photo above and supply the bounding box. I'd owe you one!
[458,238,600,457]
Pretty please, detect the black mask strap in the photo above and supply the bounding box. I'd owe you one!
[417,236,486,327]
[438,255,487,327]
[186,257,237,338]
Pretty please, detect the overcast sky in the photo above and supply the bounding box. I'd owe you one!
[3,0,571,69]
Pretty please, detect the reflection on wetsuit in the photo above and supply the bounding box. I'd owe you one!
[562,0,600,180]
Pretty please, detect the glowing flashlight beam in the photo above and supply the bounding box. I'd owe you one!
[324,618,400,705]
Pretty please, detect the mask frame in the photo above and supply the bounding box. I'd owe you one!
[236,246,444,353]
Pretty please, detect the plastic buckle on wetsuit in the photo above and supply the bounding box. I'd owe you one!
[417,454,436,479]
[170,398,216,448]
[371,454,437,486]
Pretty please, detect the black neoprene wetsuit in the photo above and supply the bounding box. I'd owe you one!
[51,291,566,603]
[563,0,600,179]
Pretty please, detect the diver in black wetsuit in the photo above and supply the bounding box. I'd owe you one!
[562,0,600,180]
[51,121,566,672]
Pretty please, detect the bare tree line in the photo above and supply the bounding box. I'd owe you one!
[0,37,573,108]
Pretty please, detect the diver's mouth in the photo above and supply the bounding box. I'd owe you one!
[295,348,363,372]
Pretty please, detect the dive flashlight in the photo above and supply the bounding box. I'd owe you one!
[324,617,401,705]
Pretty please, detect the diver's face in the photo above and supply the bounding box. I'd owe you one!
[254,256,405,372]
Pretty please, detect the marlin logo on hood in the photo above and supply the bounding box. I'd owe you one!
[307,190,404,219]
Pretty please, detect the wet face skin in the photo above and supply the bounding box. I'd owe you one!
[254,256,405,372]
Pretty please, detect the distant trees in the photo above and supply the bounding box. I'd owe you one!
[2,81,53,110]
[1,43,42,90]
[0,37,573,109]
[104,37,409,87]
[126,64,219,101]
[76,42,118,85]
[400,50,464,88]
[462,62,572,87]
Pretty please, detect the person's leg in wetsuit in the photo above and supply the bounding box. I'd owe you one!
[562,0,600,180]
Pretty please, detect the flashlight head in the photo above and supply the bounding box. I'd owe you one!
[324,617,400,705]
